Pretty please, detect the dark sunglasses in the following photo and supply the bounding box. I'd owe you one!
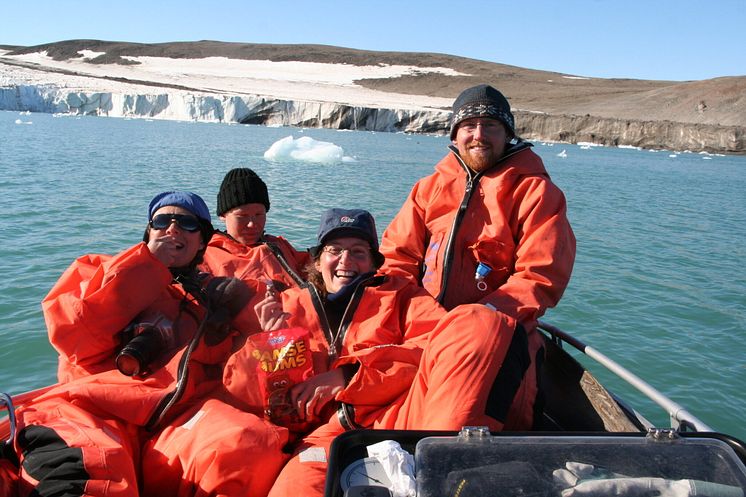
[150,213,201,232]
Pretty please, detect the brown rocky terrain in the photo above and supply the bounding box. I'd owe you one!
[2,40,744,153]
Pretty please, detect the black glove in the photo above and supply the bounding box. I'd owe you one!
[205,277,253,318]
[202,277,253,345]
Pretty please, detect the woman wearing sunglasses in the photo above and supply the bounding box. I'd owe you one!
[222,208,530,497]
[4,192,289,497]
[145,194,213,272]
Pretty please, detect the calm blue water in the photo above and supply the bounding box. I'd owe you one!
[1,111,744,439]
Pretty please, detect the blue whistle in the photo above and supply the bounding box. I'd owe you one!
[475,262,492,291]
[475,262,492,280]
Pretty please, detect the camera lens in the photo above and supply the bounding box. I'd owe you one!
[116,328,163,376]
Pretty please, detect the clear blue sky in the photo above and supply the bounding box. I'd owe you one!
[2,0,744,81]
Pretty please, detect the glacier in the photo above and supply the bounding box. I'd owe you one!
[0,85,450,134]
[0,46,742,153]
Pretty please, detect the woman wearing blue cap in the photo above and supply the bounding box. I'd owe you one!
[3,192,289,497]
[222,208,527,497]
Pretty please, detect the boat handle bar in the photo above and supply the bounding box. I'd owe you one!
[1,392,17,445]
[539,321,714,432]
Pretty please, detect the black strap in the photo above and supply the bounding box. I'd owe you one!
[485,323,531,423]
[337,403,361,431]
[263,241,306,286]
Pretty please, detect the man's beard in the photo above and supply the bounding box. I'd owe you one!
[461,145,500,172]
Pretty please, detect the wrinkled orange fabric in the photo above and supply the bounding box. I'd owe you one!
[15,395,142,497]
[222,274,445,426]
[267,303,540,497]
[380,145,576,330]
[42,243,260,384]
[202,232,309,290]
[13,390,289,497]
[141,398,289,497]
[11,242,287,497]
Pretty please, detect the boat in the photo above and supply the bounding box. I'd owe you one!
[323,323,746,497]
[3,323,746,497]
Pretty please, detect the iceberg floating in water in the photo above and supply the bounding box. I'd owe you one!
[557,149,567,158]
[263,135,355,164]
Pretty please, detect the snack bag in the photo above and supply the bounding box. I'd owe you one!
[249,327,314,430]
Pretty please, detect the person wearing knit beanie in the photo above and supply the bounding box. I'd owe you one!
[217,168,271,216]
[216,168,271,246]
[202,168,310,289]
[449,84,516,140]
[449,84,518,173]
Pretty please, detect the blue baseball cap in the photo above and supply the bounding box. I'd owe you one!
[317,208,378,249]
[312,208,384,266]
[148,191,211,222]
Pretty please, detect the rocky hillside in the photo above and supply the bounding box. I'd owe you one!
[2,40,744,153]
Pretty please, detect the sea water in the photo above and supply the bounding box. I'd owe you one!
[1,111,744,439]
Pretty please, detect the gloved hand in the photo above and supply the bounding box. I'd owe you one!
[553,461,623,490]
[553,461,744,497]
[205,277,253,318]
[202,277,253,344]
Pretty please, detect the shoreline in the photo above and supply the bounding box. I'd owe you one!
[2,44,744,154]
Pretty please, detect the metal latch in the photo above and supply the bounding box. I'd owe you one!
[646,427,681,441]
[459,426,491,439]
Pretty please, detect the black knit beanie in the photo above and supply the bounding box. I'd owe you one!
[216,168,271,216]
[449,84,516,139]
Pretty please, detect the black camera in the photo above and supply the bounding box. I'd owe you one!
[116,326,166,376]
[116,314,177,377]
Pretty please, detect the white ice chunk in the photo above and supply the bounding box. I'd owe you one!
[263,135,354,164]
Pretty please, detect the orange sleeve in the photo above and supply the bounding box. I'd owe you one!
[335,281,445,407]
[480,178,576,326]
[41,243,172,379]
[379,180,430,284]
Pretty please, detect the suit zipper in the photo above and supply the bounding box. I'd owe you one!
[435,143,530,305]
[305,277,370,359]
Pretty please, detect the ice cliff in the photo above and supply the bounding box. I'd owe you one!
[0,85,449,134]
[1,43,743,153]
[1,84,743,153]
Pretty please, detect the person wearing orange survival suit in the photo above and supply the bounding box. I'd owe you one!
[201,167,310,290]
[1,192,288,497]
[227,208,530,497]
[380,84,577,428]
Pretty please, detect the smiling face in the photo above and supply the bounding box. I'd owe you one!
[148,206,205,268]
[452,117,509,172]
[221,203,267,246]
[315,237,375,294]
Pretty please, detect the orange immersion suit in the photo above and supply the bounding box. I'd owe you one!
[201,231,309,291]
[379,143,576,328]
[7,243,288,497]
[232,274,535,497]
[378,143,576,447]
